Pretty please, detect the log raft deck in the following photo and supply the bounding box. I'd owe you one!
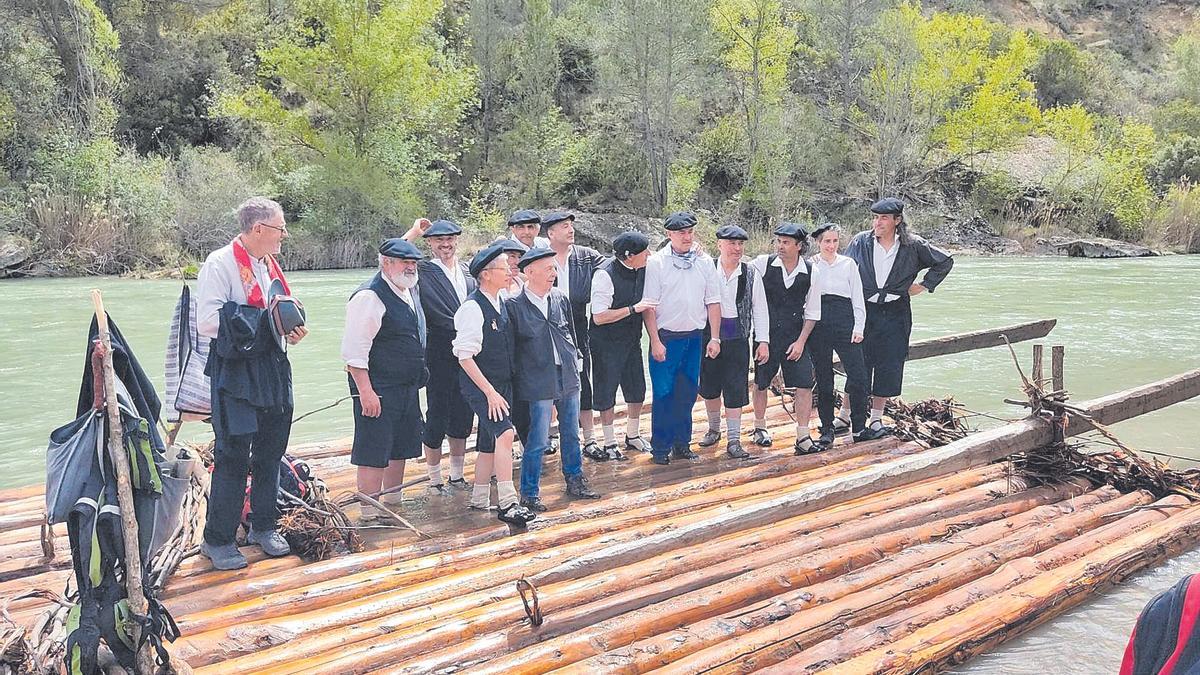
[5,318,1200,673]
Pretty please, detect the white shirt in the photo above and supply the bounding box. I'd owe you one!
[451,291,502,360]
[590,260,637,314]
[750,254,822,323]
[196,240,275,339]
[715,259,770,343]
[495,233,550,251]
[871,238,900,303]
[553,247,572,299]
[340,274,415,369]
[812,254,866,336]
[432,257,468,303]
[641,246,722,332]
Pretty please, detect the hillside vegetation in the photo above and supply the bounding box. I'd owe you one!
[2,0,1200,274]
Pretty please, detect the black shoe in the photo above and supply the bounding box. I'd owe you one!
[498,502,536,525]
[546,435,559,456]
[697,429,721,447]
[832,417,852,436]
[794,437,819,455]
[565,475,601,499]
[446,477,471,491]
[854,424,890,443]
[583,442,610,461]
[726,439,750,459]
[750,427,772,447]
[603,444,628,461]
[520,496,549,512]
[817,427,835,449]
[651,454,670,466]
[672,445,700,460]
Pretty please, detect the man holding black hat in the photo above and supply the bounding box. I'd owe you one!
[402,218,476,493]
[452,243,537,525]
[499,209,550,251]
[341,239,428,520]
[749,222,822,454]
[589,231,653,459]
[841,198,954,435]
[196,197,306,570]
[698,225,769,459]
[542,211,606,456]
[506,247,602,511]
[642,211,722,465]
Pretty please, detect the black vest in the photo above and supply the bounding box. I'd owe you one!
[350,273,426,389]
[710,260,753,340]
[589,258,645,344]
[761,255,812,340]
[469,290,513,386]
[507,290,580,402]
[417,259,476,360]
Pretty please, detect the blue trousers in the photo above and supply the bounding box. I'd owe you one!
[521,385,582,499]
[648,330,703,457]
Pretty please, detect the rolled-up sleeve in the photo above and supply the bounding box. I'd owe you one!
[196,253,232,339]
[452,300,485,360]
[641,257,663,306]
[750,269,769,343]
[341,291,384,369]
[591,269,615,312]
[804,264,822,322]
[703,260,722,305]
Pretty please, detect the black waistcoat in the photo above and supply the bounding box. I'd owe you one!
[507,289,580,402]
[350,273,426,390]
[417,258,476,360]
[471,290,513,386]
[761,255,812,340]
[589,258,645,344]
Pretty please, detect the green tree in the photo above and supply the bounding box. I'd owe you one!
[501,0,565,203]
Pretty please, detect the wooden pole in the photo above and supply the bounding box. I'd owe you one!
[1052,345,1065,392]
[1032,344,1044,388]
[90,290,158,675]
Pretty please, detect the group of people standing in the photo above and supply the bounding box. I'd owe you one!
[193,195,952,570]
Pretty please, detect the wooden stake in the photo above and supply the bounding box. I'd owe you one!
[1032,344,1044,388]
[90,290,158,675]
[1052,345,1065,392]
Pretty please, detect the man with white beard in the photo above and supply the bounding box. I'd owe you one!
[341,238,429,520]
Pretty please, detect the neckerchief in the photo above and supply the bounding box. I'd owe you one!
[232,236,289,309]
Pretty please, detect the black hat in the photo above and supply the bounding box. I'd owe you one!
[378,238,423,260]
[267,278,306,351]
[716,225,749,241]
[664,211,698,231]
[810,222,841,240]
[773,222,808,241]
[496,238,527,254]
[869,197,904,216]
[517,246,556,271]
[468,243,507,278]
[423,219,463,237]
[612,231,650,258]
[507,209,541,227]
[540,211,575,230]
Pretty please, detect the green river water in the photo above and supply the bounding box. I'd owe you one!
[2,255,1198,672]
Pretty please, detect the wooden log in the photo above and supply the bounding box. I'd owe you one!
[215,471,1032,675]
[906,319,1057,362]
[632,487,1157,675]
[1052,344,1065,391]
[774,494,1191,673]
[821,503,1200,674]
[1032,344,1044,388]
[399,484,1096,675]
[171,447,958,663]
[168,439,916,622]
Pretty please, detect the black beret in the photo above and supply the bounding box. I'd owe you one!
[773,222,808,241]
[869,197,904,215]
[423,219,463,237]
[810,222,841,240]
[716,225,749,240]
[468,243,507,278]
[664,211,698,231]
[612,231,650,257]
[540,211,575,229]
[507,209,541,226]
[496,238,527,254]
[517,246,556,271]
[378,238,423,260]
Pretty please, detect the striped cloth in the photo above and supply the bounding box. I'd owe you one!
[163,284,211,422]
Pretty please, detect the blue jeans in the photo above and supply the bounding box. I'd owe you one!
[521,389,582,499]
[648,330,703,457]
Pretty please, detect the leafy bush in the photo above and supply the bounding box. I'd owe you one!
[695,117,748,197]
[1146,182,1200,252]
[1153,99,1200,140]
[1148,136,1200,192]
[168,147,262,257]
[1030,39,1095,109]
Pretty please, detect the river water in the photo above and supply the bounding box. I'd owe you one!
[2,255,1198,671]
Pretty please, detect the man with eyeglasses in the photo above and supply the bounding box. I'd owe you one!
[195,196,306,570]
[641,211,723,466]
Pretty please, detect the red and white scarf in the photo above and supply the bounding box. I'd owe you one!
[232,236,289,309]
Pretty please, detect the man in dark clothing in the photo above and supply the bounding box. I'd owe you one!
[841,198,954,436]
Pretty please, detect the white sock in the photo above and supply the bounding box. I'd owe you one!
[625,416,640,438]
[870,410,882,425]
[707,409,722,433]
[837,407,851,423]
[726,411,741,438]
[797,422,810,440]
[496,481,518,509]
[754,416,767,430]
[380,490,403,506]
[581,427,594,444]
[427,463,443,486]
[796,435,814,450]
[470,484,490,508]
[602,424,616,446]
[449,455,465,481]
